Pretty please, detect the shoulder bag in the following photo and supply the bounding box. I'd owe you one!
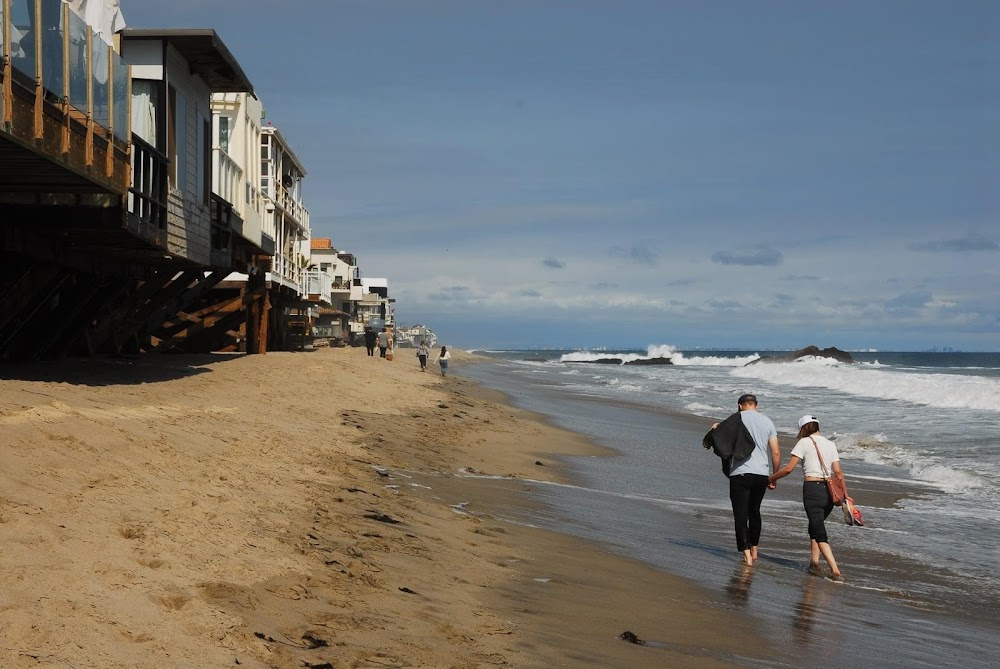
[810,436,846,507]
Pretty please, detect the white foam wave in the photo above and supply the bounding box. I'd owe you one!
[731,360,1000,413]
[671,352,761,367]
[836,432,993,492]
[560,344,759,367]
[684,402,726,416]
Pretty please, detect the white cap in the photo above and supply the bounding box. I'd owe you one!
[798,415,818,428]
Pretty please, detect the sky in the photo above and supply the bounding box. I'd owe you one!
[125,1,999,351]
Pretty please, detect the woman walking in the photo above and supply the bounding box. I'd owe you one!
[417,340,429,371]
[770,415,848,581]
[436,346,450,376]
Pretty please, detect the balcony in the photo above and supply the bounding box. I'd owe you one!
[214,146,242,209]
[302,269,332,304]
[1,0,130,197]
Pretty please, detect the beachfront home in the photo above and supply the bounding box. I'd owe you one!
[352,277,393,339]
[304,238,356,345]
[261,125,309,291]
[0,1,134,359]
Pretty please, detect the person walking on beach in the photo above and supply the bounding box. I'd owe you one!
[706,394,781,566]
[363,327,377,357]
[770,415,847,581]
[437,346,450,376]
[417,340,430,371]
[377,329,389,358]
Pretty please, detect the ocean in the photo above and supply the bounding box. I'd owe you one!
[459,346,1000,668]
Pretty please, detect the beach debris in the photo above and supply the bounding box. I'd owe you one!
[437,403,449,408]
[619,630,646,645]
[534,460,545,466]
[304,664,334,669]
[374,468,390,478]
[399,586,418,594]
[533,578,551,583]
[344,487,368,494]
[302,633,329,649]
[364,512,401,524]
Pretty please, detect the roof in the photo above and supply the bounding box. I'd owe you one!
[310,238,334,250]
[122,29,254,94]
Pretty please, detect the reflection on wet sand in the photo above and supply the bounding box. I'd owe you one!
[725,563,755,606]
[793,573,833,644]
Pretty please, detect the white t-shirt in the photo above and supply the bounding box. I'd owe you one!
[790,434,840,479]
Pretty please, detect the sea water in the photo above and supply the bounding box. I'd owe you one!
[460,346,1000,668]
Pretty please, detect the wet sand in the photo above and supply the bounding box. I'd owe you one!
[0,348,781,668]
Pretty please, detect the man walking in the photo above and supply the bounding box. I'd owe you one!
[707,393,781,566]
[363,327,377,357]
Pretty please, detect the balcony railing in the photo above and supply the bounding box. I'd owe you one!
[303,269,332,302]
[213,146,243,208]
[127,133,168,234]
[2,0,130,143]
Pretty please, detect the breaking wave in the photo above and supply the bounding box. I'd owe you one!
[835,432,994,493]
[731,358,1000,413]
[560,344,759,367]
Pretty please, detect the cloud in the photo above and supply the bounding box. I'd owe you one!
[609,244,660,266]
[589,282,619,289]
[885,289,933,311]
[908,234,1000,253]
[542,257,565,269]
[781,274,820,282]
[711,245,783,266]
[517,289,542,297]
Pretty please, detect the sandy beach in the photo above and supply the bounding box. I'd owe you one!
[0,347,776,668]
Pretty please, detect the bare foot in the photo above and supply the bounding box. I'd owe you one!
[808,562,824,576]
[742,550,754,566]
[829,572,844,582]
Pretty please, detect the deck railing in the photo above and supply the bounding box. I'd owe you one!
[1,0,130,143]
[128,134,168,231]
[303,269,332,302]
[213,147,243,208]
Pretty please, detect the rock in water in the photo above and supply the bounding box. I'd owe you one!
[747,345,855,365]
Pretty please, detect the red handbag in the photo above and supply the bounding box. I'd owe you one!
[810,436,846,507]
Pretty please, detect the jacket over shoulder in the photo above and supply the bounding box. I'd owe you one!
[702,412,757,476]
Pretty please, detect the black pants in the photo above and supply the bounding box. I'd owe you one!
[418,354,427,369]
[379,346,387,358]
[803,481,834,543]
[729,474,769,552]
[366,344,375,356]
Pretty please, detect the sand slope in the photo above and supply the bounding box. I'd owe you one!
[0,348,771,668]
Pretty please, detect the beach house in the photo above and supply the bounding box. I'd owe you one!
[0,1,133,359]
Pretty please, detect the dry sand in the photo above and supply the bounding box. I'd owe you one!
[0,347,776,668]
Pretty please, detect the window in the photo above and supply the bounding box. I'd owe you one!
[219,116,230,153]
[320,263,332,271]
[168,85,187,190]
[201,116,211,205]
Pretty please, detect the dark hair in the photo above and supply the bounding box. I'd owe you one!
[797,421,820,439]
[737,394,758,406]
[440,346,447,353]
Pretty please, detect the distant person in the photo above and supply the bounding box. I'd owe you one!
[705,394,781,566]
[363,326,377,357]
[437,346,450,376]
[377,329,389,358]
[417,340,430,371]
[770,415,848,581]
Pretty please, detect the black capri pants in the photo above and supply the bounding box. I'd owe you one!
[803,481,835,544]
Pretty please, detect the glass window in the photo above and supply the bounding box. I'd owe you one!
[219,116,230,153]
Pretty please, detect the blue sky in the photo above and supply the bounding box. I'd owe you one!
[126,1,999,351]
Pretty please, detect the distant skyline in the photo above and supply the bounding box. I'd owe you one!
[126,1,999,351]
